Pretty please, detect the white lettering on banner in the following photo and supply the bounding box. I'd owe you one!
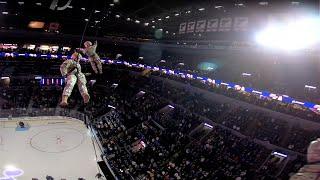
[179,23,187,34]
[50,0,73,11]
[234,17,249,31]
[195,20,207,32]
[219,17,233,32]
[206,19,219,32]
[187,21,196,33]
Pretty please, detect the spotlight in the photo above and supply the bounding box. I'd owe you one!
[135,20,140,24]
[165,16,170,19]
[175,13,179,16]
[255,17,320,50]
[126,17,131,21]
[115,15,120,18]
[198,8,205,11]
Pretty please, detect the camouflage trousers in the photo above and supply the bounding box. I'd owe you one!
[89,57,103,74]
[63,73,88,98]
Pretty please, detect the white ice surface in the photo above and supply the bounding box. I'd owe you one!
[0,117,101,180]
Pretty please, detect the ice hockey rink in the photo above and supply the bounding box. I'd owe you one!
[0,116,102,180]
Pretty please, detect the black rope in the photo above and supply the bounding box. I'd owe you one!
[80,8,95,48]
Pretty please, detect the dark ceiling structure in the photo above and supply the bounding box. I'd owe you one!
[0,0,318,39]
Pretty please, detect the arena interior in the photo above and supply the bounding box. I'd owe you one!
[1,0,320,180]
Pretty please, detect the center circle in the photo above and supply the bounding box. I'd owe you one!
[30,128,85,153]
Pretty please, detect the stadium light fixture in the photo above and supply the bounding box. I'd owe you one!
[255,17,320,50]
[115,14,120,18]
[305,85,317,89]
[158,18,162,21]
[198,8,205,11]
[135,20,140,24]
[175,13,179,16]
[126,17,131,21]
[152,20,155,23]
[2,11,8,15]
[35,2,41,6]
[259,2,268,6]
[215,6,223,9]
[144,22,149,26]
[94,10,100,13]
[0,1,7,4]
[165,16,170,19]
[17,1,24,5]
[109,3,114,7]
[204,123,213,129]
[81,7,85,11]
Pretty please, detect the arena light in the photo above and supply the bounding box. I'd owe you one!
[175,13,179,16]
[28,21,45,29]
[94,10,100,13]
[305,85,317,89]
[135,20,140,24]
[81,7,85,11]
[158,18,162,21]
[2,11,8,15]
[1,76,9,80]
[108,105,116,109]
[198,8,205,11]
[259,2,268,6]
[109,3,114,7]
[204,123,213,129]
[291,1,300,5]
[242,73,252,76]
[255,17,320,50]
[35,2,41,6]
[18,1,24,5]
[165,16,170,19]
[144,22,149,26]
[152,20,155,23]
[0,1,7,4]
[115,15,120,18]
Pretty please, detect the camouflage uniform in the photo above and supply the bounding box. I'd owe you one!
[82,41,103,74]
[290,139,320,180]
[60,53,89,105]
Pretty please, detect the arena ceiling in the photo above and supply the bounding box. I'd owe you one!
[0,0,318,38]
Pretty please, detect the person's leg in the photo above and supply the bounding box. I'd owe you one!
[60,75,76,106]
[89,58,99,74]
[95,58,103,74]
[77,73,90,104]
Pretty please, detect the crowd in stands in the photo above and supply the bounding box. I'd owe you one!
[2,54,320,179]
